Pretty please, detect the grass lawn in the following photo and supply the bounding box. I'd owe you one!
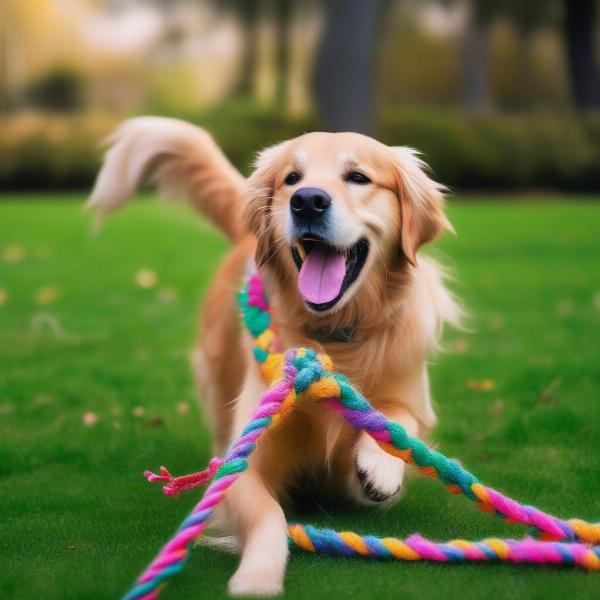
[1,195,599,600]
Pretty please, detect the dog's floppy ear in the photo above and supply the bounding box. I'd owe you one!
[244,141,291,267]
[390,146,453,266]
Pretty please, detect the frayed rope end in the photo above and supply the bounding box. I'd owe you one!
[144,458,224,497]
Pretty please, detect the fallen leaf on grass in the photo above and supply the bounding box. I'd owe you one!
[538,378,562,404]
[468,379,496,392]
[83,412,99,426]
[147,416,165,428]
[0,404,15,416]
[33,394,54,406]
[176,402,189,415]
[30,314,78,343]
[0,289,7,306]
[135,348,150,361]
[3,245,26,264]
[555,299,575,317]
[131,406,145,417]
[488,314,505,330]
[488,400,504,416]
[449,338,470,354]
[35,285,61,305]
[158,287,178,303]
[136,269,158,289]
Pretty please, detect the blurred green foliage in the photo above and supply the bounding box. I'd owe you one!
[1,103,600,191]
[380,108,600,190]
[0,112,114,190]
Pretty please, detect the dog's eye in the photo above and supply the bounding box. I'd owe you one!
[284,171,302,185]
[345,171,371,185]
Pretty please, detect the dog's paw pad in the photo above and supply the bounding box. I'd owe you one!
[352,436,405,505]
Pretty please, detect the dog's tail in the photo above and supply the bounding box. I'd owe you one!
[87,117,246,243]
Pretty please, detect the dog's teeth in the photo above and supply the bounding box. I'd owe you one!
[295,242,306,260]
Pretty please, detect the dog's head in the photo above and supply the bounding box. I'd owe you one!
[245,132,452,316]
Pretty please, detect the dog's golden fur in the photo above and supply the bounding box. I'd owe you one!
[89,117,461,596]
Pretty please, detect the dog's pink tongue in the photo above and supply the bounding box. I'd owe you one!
[298,245,346,304]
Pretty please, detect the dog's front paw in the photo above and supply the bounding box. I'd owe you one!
[228,567,283,597]
[351,433,405,505]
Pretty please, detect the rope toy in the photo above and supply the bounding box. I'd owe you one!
[124,273,599,600]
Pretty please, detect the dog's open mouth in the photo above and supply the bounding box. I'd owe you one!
[291,237,369,311]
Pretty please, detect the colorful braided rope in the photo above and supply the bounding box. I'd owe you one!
[123,273,599,599]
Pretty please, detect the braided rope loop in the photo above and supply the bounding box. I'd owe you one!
[123,273,599,599]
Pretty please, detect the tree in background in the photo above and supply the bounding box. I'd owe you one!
[563,0,600,109]
[224,0,293,108]
[500,0,561,109]
[211,0,600,120]
[465,0,600,113]
[0,1,15,112]
[0,0,84,113]
[463,0,559,114]
[313,0,391,134]
[225,0,261,98]
[272,0,293,108]
[24,66,84,111]
[463,1,495,115]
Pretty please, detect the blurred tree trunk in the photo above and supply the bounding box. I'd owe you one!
[233,0,260,98]
[313,0,390,134]
[0,24,8,113]
[273,0,293,108]
[0,1,15,113]
[563,0,600,109]
[464,3,491,115]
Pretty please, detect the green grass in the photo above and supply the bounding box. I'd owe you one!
[0,195,599,600]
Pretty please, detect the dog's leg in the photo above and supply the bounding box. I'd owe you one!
[349,405,419,505]
[225,468,288,596]
[216,365,289,596]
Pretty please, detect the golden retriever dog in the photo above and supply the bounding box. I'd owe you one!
[89,117,461,596]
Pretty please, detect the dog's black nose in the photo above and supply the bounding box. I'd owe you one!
[290,187,332,222]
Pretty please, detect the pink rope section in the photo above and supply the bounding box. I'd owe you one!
[123,375,297,600]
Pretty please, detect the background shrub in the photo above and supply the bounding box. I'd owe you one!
[1,105,599,193]
[23,66,86,112]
